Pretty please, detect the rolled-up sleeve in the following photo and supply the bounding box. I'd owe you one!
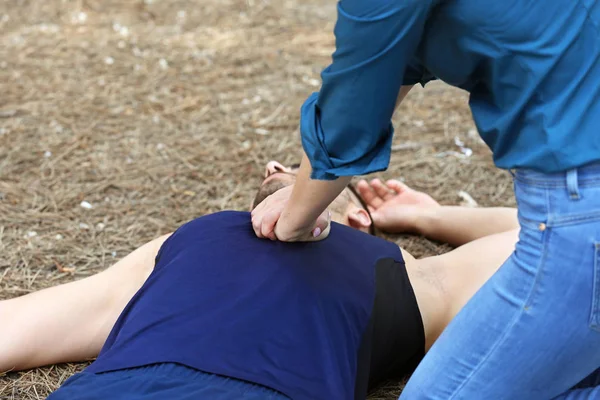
[301,0,437,180]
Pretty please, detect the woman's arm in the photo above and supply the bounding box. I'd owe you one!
[252,83,416,241]
[252,0,435,242]
[300,0,435,181]
[252,152,350,241]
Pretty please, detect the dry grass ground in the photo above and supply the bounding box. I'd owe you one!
[0,0,515,398]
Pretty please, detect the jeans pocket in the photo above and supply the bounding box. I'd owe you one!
[590,242,600,332]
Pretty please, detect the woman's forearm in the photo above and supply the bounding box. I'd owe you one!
[279,152,351,234]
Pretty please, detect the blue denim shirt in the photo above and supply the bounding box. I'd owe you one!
[301,0,600,180]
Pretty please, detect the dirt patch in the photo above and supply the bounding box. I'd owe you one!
[0,0,514,398]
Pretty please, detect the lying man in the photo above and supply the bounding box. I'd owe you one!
[1,161,520,399]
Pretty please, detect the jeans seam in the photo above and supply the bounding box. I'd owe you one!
[524,187,550,313]
[524,227,551,310]
[547,211,600,227]
[590,243,600,332]
[448,200,551,399]
[515,177,600,188]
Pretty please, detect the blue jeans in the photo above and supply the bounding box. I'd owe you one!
[400,162,600,400]
[48,363,289,400]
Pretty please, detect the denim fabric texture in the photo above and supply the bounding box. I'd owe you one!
[400,162,600,400]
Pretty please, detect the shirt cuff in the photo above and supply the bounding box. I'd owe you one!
[300,93,394,180]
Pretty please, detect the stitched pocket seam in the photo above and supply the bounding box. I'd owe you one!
[548,210,600,228]
[590,242,600,332]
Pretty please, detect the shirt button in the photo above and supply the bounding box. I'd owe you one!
[538,223,546,231]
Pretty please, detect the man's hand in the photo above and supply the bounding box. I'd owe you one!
[251,184,331,242]
[356,179,440,233]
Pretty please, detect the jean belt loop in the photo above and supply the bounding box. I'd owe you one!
[566,168,580,200]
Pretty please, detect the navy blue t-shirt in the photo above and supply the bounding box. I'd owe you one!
[87,211,419,399]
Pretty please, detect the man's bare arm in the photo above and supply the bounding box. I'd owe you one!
[0,234,170,372]
[357,178,518,247]
[415,206,518,247]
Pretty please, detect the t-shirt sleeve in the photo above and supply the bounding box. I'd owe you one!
[366,258,425,388]
[300,0,437,180]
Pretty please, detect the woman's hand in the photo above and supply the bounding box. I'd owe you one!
[356,178,440,233]
[251,184,332,242]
